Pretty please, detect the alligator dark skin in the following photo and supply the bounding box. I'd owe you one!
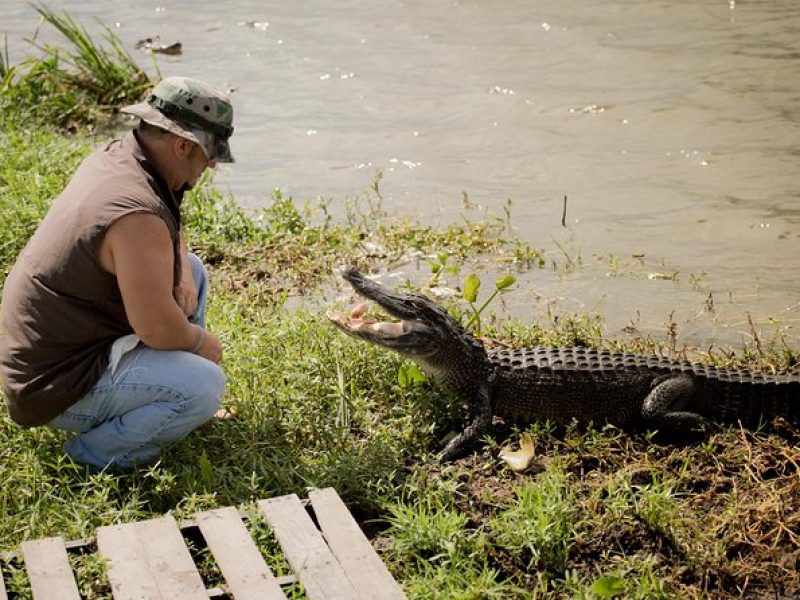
[328,267,800,461]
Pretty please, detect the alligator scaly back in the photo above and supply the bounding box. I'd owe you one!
[487,345,800,429]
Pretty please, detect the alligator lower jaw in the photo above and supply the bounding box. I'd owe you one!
[327,303,411,337]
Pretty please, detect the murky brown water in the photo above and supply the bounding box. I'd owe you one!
[5,0,800,345]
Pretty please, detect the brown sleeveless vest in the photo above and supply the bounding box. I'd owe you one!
[0,131,182,426]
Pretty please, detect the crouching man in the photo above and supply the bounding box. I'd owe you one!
[0,77,235,471]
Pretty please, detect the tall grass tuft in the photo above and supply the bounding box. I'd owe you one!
[29,3,150,106]
[0,4,151,128]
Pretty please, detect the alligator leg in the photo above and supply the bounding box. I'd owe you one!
[641,375,711,433]
[439,382,493,462]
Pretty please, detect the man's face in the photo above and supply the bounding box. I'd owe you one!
[181,142,217,192]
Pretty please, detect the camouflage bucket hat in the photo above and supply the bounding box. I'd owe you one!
[121,76,235,163]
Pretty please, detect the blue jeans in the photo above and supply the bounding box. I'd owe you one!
[48,253,225,471]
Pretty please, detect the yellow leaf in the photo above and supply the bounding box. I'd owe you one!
[498,433,535,472]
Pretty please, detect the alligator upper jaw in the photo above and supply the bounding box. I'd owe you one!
[339,267,421,321]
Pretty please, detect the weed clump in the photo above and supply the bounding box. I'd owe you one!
[488,466,579,574]
[1,4,151,129]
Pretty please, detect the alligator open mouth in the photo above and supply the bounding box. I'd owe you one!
[327,302,412,338]
[327,267,445,354]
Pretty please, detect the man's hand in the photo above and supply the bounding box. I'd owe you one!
[193,327,223,364]
[174,279,198,317]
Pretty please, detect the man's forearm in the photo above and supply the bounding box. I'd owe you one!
[137,315,203,352]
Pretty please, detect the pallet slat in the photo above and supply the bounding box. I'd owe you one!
[96,522,161,598]
[20,537,81,600]
[0,562,7,600]
[97,515,207,600]
[310,488,405,600]
[196,506,286,600]
[259,494,357,600]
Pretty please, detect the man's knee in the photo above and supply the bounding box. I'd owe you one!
[184,359,226,421]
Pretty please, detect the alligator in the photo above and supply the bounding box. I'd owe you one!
[328,267,800,461]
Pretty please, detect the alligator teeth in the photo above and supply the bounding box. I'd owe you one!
[346,316,377,329]
[349,302,370,319]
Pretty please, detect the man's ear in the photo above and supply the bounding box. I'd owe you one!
[173,135,194,158]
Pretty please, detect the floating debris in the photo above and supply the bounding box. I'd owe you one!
[135,37,182,55]
[648,271,679,281]
[239,20,269,31]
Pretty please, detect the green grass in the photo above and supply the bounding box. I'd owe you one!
[382,479,522,599]
[488,466,579,574]
[0,127,91,278]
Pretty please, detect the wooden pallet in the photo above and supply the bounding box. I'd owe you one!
[2,487,405,600]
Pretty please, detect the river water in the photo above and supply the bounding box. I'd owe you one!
[4,0,800,346]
